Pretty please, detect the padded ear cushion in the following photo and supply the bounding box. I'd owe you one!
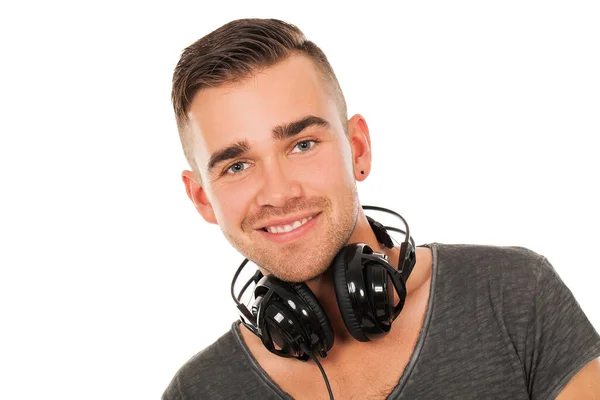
[364,263,393,324]
[289,282,334,352]
[332,248,369,342]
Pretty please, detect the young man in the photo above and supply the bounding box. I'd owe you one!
[163,18,600,399]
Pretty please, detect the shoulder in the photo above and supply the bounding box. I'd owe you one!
[431,242,544,266]
[162,324,253,399]
[427,243,549,325]
[430,242,546,283]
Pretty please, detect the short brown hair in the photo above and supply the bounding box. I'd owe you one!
[171,18,348,179]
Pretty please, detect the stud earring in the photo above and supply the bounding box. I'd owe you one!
[360,170,364,175]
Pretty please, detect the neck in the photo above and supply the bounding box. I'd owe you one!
[304,208,404,346]
[240,208,430,360]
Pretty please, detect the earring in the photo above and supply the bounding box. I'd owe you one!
[360,170,364,175]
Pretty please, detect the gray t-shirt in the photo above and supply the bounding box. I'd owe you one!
[162,243,600,399]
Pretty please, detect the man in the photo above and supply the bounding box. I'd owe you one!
[163,18,600,399]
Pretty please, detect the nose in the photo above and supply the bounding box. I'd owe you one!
[255,159,302,208]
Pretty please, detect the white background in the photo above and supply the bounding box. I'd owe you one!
[1,1,598,399]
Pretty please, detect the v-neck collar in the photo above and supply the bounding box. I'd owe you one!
[231,243,440,399]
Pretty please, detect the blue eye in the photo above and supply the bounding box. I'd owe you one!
[292,140,317,153]
[225,161,250,175]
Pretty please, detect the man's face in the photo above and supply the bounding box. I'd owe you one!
[185,55,364,282]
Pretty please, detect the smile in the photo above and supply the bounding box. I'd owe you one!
[258,213,321,244]
[264,216,314,234]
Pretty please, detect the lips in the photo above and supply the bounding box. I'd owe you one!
[257,213,321,244]
[263,215,315,234]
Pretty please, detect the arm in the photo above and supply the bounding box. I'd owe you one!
[522,256,600,399]
[556,357,600,399]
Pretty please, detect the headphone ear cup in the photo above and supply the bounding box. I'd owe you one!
[364,263,394,325]
[289,282,334,353]
[262,302,304,356]
[332,247,369,342]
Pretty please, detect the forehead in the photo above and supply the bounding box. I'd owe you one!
[186,55,340,164]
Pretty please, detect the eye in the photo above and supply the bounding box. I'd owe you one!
[225,161,250,175]
[291,139,318,154]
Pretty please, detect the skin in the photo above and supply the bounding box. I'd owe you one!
[180,53,600,398]
[182,54,382,286]
[556,357,600,399]
[180,53,436,398]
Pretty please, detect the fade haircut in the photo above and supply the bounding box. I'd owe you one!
[171,18,348,180]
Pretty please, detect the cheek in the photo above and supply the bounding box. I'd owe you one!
[210,183,253,228]
[295,151,354,191]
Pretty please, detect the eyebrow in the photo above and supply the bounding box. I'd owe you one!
[272,115,330,140]
[207,140,250,172]
[206,115,330,173]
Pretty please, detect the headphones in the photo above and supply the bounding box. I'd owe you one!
[230,205,416,362]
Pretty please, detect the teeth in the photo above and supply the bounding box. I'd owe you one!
[266,216,313,234]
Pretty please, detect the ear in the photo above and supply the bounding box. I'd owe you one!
[181,170,218,224]
[347,114,372,181]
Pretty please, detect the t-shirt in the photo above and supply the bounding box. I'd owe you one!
[162,243,600,399]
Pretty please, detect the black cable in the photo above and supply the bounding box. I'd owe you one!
[231,258,250,307]
[237,272,255,302]
[384,226,416,248]
[300,344,334,400]
[362,205,411,240]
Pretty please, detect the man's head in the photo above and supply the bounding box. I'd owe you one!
[173,19,373,282]
[172,19,349,178]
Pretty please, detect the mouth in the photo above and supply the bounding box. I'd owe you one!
[257,213,321,244]
[260,214,316,233]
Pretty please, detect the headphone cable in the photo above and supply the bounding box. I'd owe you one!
[300,344,334,400]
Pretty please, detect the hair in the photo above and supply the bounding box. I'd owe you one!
[171,18,348,180]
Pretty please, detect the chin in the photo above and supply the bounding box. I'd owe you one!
[278,270,326,283]
[265,258,331,283]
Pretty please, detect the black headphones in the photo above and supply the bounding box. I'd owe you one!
[230,206,416,362]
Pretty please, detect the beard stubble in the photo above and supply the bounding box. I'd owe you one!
[224,192,359,282]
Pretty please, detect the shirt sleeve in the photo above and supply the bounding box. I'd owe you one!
[162,374,183,400]
[525,256,600,400]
